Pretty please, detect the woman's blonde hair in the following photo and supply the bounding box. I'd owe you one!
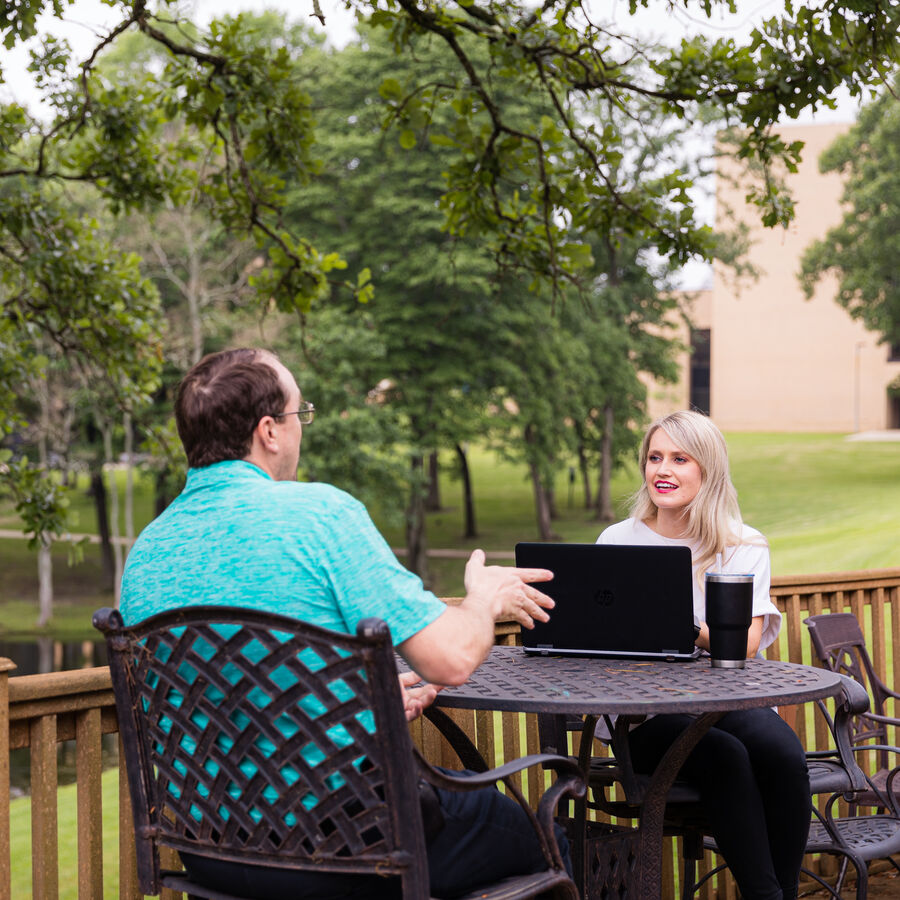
[630,411,745,578]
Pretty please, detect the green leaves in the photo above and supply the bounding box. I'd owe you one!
[379,77,403,99]
[0,0,72,49]
[1,183,164,398]
[800,77,900,343]
[1,456,71,549]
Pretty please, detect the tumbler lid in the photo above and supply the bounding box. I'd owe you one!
[705,572,754,584]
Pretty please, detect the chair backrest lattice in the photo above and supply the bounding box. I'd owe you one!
[804,612,895,762]
[94,606,427,896]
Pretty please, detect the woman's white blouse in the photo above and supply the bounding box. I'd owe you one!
[596,517,781,652]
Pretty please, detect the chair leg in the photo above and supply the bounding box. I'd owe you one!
[833,855,850,896]
[681,859,697,900]
[680,833,703,900]
[821,851,867,900]
[799,864,843,900]
[854,860,868,900]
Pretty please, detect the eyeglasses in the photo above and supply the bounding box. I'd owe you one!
[272,402,315,425]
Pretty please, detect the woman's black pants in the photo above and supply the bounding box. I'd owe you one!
[627,706,811,900]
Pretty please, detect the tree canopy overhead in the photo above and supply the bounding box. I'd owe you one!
[354,0,898,287]
[3,1,898,308]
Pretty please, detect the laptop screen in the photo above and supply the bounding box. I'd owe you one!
[515,542,700,660]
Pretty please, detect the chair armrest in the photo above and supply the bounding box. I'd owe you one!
[850,743,900,754]
[837,673,872,716]
[884,766,900,816]
[813,674,869,795]
[862,711,900,727]
[416,750,583,793]
[414,746,586,874]
[870,675,900,706]
[422,706,490,773]
[833,746,900,815]
[535,769,590,872]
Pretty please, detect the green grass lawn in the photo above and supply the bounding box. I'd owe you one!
[1,433,899,634]
[10,767,122,899]
[726,433,900,575]
[376,434,900,594]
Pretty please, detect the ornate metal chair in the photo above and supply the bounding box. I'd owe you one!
[802,612,900,897]
[95,606,584,900]
[806,612,900,808]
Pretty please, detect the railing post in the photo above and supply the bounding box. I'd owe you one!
[31,714,59,899]
[76,708,103,898]
[0,658,17,900]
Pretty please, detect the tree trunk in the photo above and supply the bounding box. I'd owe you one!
[406,453,430,585]
[37,535,53,628]
[155,469,172,517]
[547,483,558,520]
[529,462,557,541]
[524,424,559,540]
[455,443,478,538]
[102,424,124,607]
[124,412,135,552]
[186,216,204,365]
[37,636,53,674]
[36,405,54,626]
[577,442,592,509]
[595,404,616,522]
[425,450,441,511]
[90,466,115,590]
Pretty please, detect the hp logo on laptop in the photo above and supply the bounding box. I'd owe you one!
[593,588,615,607]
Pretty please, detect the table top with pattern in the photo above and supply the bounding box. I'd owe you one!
[432,646,843,715]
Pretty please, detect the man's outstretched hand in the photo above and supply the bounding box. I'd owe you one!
[463,548,555,629]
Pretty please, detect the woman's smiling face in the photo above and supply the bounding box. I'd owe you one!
[644,427,703,514]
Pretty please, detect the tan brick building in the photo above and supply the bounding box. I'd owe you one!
[647,123,900,432]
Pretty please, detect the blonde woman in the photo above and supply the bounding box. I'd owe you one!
[598,411,809,900]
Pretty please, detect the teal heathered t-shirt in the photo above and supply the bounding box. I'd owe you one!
[120,459,445,642]
[119,460,447,818]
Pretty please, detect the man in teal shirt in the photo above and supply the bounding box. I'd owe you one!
[120,347,567,898]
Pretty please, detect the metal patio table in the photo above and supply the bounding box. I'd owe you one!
[427,647,845,899]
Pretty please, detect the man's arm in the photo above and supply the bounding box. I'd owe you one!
[397,549,554,685]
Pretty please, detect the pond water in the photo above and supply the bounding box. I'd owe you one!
[1,638,117,796]
[0,637,107,678]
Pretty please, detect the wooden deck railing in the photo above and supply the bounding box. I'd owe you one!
[2,567,899,900]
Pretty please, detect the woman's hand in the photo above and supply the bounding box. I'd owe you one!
[696,615,765,657]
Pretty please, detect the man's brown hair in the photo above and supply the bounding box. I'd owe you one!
[175,349,288,468]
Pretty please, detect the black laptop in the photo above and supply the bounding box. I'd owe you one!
[515,542,702,661]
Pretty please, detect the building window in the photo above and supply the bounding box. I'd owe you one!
[689,328,711,416]
[890,396,900,430]
[889,343,900,363]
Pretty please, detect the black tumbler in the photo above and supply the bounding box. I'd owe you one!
[705,573,753,668]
